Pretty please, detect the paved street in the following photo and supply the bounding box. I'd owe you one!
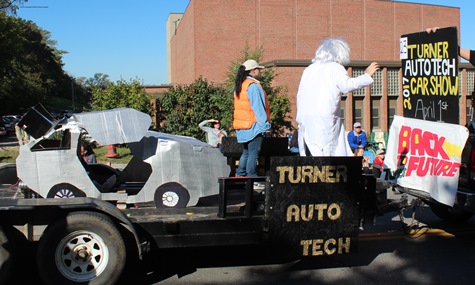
[0,133,19,148]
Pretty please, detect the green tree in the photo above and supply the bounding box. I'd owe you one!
[0,13,72,114]
[0,0,27,15]
[90,78,153,115]
[159,46,292,141]
[159,77,231,140]
[83,73,110,90]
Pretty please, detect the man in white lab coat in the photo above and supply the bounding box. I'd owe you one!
[296,37,379,156]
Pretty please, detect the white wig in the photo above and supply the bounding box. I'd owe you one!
[312,37,350,65]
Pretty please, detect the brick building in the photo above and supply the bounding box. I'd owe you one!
[167,0,475,134]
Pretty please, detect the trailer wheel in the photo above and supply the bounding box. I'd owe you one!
[47,183,86,198]
[154,182,190,208]
[36,211,126,285]
[0,163,18,185]
[0,226,26,284]
[430,203,474,223]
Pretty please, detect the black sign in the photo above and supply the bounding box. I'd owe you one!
[267,156,362,258]
[400,27,459,124]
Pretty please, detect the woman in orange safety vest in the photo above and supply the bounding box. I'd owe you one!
[233,59,271,177]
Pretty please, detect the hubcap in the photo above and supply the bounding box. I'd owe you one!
[54,188,75,198]
[55,231,109,282]
[162,191,179,207]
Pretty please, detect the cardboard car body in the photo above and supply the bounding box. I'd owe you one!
[16,105,230,208]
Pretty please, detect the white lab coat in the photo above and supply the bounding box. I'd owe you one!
[296,61,373,156]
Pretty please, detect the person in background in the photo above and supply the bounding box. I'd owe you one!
[347,122,367,152]
[81,144,97,164]
[289,129,299,154]
[373,149,385,168]
[354,145,371,174]
[372,149,386,178]
[296,37,379,156]
[427,27,475,66]
[199,119,227,149]
[233,59,271,177]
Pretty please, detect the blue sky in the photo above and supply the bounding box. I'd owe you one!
[17,0,190,85]
[17,1,474,86]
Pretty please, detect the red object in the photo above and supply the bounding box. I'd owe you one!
[105,144,118,158]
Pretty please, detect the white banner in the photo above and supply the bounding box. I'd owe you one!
[385,116,469,206]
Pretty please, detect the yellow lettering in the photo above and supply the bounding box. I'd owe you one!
[286,204,300,222]
[276,166,289,184]
[324,238,337,255]
[313,166,325,182]
[336,165,348,182]
[300,204,314,222]
[315,204,327,220]
[288,166,301,183]
[312,239,324,256]
[325,165,336,182]
[300,238,352,256]
[300,240,312,256]
[327,203,342,220]
[301,166,313,183]
[286,204,342,222]
[276,165,348,184]
[338,237,351,254]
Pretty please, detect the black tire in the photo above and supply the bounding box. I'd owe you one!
[0,225,26,284]
[154,182,190,208]
[430,203,474,223]
[47,183,86,198]
[0,164,18,185]
[36,211,126,285]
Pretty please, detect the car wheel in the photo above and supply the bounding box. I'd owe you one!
[154,182,190,208]
[429,203,474,223]
[0,225,27,284]
[36,211,126,285]
[0,164,18,185]
[47,183,86,198]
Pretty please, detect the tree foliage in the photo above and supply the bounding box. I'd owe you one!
[159,46,292,141]
[90,78,154,116]
[159,77,231,140]
[0,0,27,15]
[0,12,73,114]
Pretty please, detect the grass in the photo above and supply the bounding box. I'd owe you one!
[0,147,18,163]
[0,145,133,164]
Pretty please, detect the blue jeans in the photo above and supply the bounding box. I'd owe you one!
[236,134,263,177]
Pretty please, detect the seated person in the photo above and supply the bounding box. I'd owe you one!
[354,145,371,174]
[373,149,386,178]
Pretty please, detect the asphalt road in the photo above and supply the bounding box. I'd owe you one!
[0,133,19,148]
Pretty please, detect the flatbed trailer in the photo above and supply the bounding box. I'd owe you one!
[0,156,385,285]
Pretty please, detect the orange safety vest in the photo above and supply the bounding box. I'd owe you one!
[233,79,270,130]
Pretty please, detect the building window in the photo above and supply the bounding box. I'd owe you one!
[467,98,472,125]
[389,98,397,128]
[340,98,346,126]
[371,98,380,129]
[354,98,363,126]
[459,70,463,95]
[388,69,399,96]
[467,70,474,95]
[370,70,382,96]
[352,69,366,97]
